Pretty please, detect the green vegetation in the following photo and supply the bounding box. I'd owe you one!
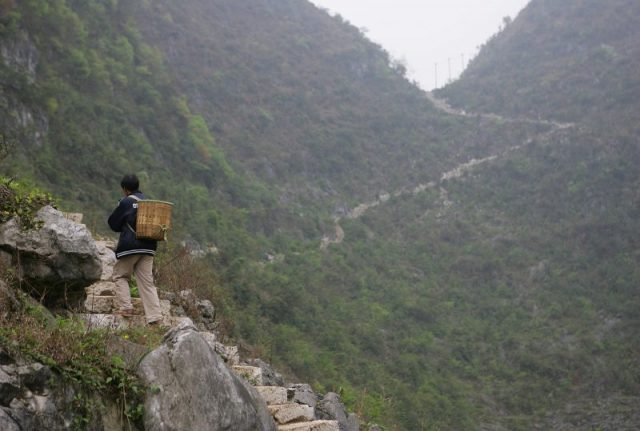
[0,0,274,260]
[218,123,640,429]
[0,289,159,430]
[0,176,56,229]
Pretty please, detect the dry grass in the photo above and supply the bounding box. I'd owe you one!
[154,246,235,338]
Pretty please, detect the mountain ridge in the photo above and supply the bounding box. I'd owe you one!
[438,0,640,131]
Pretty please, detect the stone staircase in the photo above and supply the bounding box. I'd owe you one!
[78,239,189,329]
[77,238,356,430]
[233,364,348,431]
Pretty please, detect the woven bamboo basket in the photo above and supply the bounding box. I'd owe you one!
[136,200,174,241]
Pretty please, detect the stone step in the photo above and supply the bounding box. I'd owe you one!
[268,403,314,425]
[277,420,339,431]
[255,386,288,405]
[77,313,191,330]
[85,280,117,296]
[83,294,172,317]
[288,383,318,407]
[77,313,144,330]
[83,294,116,313]
[83,295,144,314]
[232,365,263,386]
[200,332,240,366]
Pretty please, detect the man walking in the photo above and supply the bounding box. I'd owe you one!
[108,174,163,325]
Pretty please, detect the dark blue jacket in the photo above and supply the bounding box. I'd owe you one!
[108,191,158,259]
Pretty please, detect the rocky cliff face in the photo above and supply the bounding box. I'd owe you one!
[0,348,129,430]
[0,28,49,150]
[0,30,37,80]
[0,206,102,305]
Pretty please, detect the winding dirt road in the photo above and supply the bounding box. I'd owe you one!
[320,93,574,249]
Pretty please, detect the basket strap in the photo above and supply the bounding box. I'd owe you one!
[126,194,141,234]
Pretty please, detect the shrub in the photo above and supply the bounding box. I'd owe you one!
[154,245,235,339]
[0,176,56,230]
[0,278,163,429]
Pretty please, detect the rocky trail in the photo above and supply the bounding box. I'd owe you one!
[424,92,575,130]
[0,207,362,430]
[320,93,576,249]
[79,235,359,430]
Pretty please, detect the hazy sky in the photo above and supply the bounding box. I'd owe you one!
[308,0,530,90]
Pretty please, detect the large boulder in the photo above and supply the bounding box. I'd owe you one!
[247,358,285,386]
[0,367,21,406]
[137,321,276,431]
[316,392,356,431]
[0,408,20,431]
[94,240,117,281]
[288,383,318,408]
[0,359,121,431]
[0,206,102,305]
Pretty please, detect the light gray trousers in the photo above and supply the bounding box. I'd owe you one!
[112,254,163,323]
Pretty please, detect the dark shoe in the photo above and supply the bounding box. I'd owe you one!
[147,319,168,328]
[114,308,136,318]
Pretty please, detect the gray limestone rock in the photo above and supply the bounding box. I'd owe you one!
[196,298,218,331]
[197,298,215,318]
[255,386,288,405]
[137,321,276,431]
[0,345,143,431]
[15,363,51,395]
[201,332,240,365]
[316,392,349,431]
[0,361,107,431]
[0,30,38,80]
[279,421,339,431]
[0,408,20,431]
[0,280,19,315]
[94,240,117,281]
[85,281,116,297]
[0,249,11,269]
[247,358,285,386]
[288,383,318,408]
[268,402,315,424]
[0,206,102,305]
[5,384,77,431]
[0,368,21,406]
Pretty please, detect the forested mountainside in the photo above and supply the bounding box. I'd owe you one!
[128,0,531,207]
[2,0,640,429]
[438,0,640,131]
[0,0,535,246]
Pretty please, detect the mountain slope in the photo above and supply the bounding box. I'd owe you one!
[127,0,546,210]
[2,0,640,429]
[0,0,271,256]
[0,0,535,242]
[438,0,640,131]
